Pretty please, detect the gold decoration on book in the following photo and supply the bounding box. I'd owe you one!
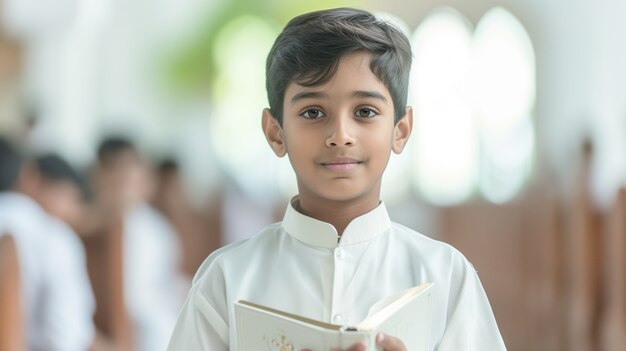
[271,335,294,351]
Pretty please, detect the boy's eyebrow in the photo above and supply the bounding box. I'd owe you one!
[290,91,328,104]
[352,90,388,102]
[290,90,388,104]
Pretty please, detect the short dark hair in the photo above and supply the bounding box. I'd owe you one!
[157,158,179,174]
[0,137,22,192]
[266,7,412,124]
[36,154,84,190]
[97,136,137,164]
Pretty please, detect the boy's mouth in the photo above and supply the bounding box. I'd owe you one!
[320,158,363,171]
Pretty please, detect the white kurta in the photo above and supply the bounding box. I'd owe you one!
[168,198,506,350]
[123,204,188,351]
[0,192,95,351]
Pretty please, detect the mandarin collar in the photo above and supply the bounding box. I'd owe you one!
[282,196,392,249]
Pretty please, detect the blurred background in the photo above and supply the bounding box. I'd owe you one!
[1,0,625,350]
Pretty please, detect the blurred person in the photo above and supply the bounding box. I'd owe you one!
[92,136,188,351]
[153,158,222,276]
[0,136,96,351]
[31,153,85,232]
[30,152,123,351]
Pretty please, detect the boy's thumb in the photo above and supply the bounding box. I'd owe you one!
[376,332,405,350]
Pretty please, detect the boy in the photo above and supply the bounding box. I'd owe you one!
[168,8,506,350]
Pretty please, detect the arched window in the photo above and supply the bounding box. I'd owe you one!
[473,7,536,203]
[409,6,536,205]
[409,8,478,205]
[209,15,283,201]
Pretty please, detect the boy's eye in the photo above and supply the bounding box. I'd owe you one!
[355,108,377,118]
[301,108,325,119]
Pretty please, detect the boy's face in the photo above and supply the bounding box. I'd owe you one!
[263,51,412,207]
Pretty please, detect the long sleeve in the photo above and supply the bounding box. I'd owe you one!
[437,254,507,350]
[167,283,229,350]
[168,253,232,351]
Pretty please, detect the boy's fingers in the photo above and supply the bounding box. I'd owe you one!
[300,346,364,351]
[344,342,367,351]
[376,332,406,351]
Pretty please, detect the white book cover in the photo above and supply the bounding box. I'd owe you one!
[235,282,433,351]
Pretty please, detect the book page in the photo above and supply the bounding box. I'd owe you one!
[238,300,342,331]
[357,282,432,330]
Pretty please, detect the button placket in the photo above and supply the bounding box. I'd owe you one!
[330,247,345,325]
[332,313,344,324]
[335,248,344,260]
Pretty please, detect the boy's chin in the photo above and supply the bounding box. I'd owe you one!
[299,185,381,204]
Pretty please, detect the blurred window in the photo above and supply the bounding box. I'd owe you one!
[208,15,286,202]
[410,8,478,206]
[409,7,536,205]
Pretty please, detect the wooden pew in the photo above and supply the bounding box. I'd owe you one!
[438,142,600,351]
[435,141,626,351]
[521,183,564,351]
[439,199,528,350]
[563,142,602,351]
[0,234,25,351]
[597,188,626,350]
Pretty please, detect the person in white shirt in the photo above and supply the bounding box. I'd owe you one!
[0,137,95,351]
[93,137,188,351]
[168,8,506,351]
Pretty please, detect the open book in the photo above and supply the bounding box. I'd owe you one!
[235,282,433,351]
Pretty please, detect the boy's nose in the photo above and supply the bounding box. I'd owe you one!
[325,116,355,147]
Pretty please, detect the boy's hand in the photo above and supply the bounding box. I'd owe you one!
[300,332,406,351]
[373,332,406,350]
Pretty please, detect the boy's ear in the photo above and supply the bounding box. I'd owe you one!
[262,108,287,157]
[392,106,413,154]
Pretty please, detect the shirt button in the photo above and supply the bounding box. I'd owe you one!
[332,314,344,324]
[335,248,344,260]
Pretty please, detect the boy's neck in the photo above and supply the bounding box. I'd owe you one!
[295,193,381,236]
